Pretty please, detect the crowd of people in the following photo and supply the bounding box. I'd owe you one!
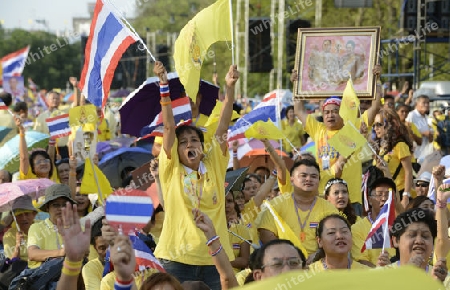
[0,57,449,290]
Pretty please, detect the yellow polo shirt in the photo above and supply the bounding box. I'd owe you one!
[155,136,234,265]
[19,165,59,183]
[27,218,63,269]
[82,258,103,290]
[351,217,396,265]
[282,119,304,153]
[257,195,337,256]
[308,259,370,272]
[228,223,251,272]
[3,227,29,261]
[305,114,363,204]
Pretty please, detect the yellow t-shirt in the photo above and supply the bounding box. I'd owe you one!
[305,115,363,204]
[97,119,111,142]
[82,258,104,290]
[228,223,251,272]
[155,136,234,265]
[100,269,156,290]
[27,218,63,269]
[282,119,304,153]
[308,259,370,272]
[19,164,59,183]
[241,198,259,245]
[257,194,338,256]
[351,217,396,265]
[3,227,29,261]
[381,142,411,192]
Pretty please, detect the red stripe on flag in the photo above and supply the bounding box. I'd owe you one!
[1,46,29,61]
[45,113,69,123]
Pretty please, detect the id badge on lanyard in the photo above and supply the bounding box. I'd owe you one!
[322,155,330,170]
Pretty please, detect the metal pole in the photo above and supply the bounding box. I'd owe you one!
[244,0,249,99]
[270,0,275,91]
[235,0,242,99]
[276,0,285,89]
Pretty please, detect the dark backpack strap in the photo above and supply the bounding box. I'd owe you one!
[392,163,402,180]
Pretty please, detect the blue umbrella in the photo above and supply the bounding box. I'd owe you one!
[0,130,49,172]
[98,147,152,188]
[0,126,12,144]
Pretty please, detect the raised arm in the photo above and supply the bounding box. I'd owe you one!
[16,117,30,175]
[252,174,277,208]
[154,61,174,157]
[68,156,77,199]
[216,65,239,154]
[291,70,308,125]
[365,65,383,126]
[433,181,450,282]
[70,77,79,107]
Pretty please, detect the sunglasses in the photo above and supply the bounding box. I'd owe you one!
[373,122,384,128]
[415,183,429,188]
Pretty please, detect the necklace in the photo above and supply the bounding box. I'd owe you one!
[292,194,317,242]
[322,257,352,270]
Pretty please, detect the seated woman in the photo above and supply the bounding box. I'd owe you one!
[309,214,369,271]
[15,117,58,183]
[27,184,77,269]
[323,178,359,225]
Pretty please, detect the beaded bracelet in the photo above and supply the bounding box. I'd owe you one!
[233,152,238,158]
[210,244,223,257]
[206,235,220,246]
[61,259,82,277]
[160,100,171,106]
[160,83,170,98]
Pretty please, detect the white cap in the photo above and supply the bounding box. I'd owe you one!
[413,171,432,184]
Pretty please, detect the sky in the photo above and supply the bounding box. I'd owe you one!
[0,0,136,34]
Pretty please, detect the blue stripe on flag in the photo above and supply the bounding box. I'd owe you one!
[3,59,23,73]
[87,13,123,106]
[49,122,69,133]
[106,202,153,217]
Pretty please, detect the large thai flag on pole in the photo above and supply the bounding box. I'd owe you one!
[1,46,30,77]
[361,189,395,252]
[129,233,165,272]
[228,91,280,141]
[79,0,140,109]
[45,114,71,139]
[139,97,192,139]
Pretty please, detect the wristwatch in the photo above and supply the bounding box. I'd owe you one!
[402,191,411,197]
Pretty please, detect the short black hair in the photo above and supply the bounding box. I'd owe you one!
[0,92,12,106]
[285,105,294,115]
[175,125,204,145]
[390,208,437,241]
[0,170,12,182]
[241,177,253,191]
[29,150,53,178]
[254,239,306,271]
[290,158,320,177]
[369,177,396,195]
[384,94,395,101]
[316,213,351,238]
[13,101,28,113]
[247,173,262,184]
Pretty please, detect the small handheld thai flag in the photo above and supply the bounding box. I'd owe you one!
[0,100,8,110]
[129,233,165,272]
[105,189,154,234]
[139,97,192,139]
[37,93,48,110]
[361,189,395,252]
[45,114,71,139]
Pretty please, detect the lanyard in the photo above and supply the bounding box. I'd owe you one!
[292,194,317,241]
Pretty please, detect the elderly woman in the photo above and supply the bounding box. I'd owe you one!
[323,178,359,225]
[16,117,58,182]
[153,61,238,290]
[309,214,369,271]
[373,108,414,209]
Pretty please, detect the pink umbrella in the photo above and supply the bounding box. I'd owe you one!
[0,178,55,212]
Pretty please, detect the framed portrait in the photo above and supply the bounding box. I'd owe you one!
[72,127,98,164]
[293,27,381,100]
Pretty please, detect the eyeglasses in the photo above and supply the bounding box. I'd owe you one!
[261,257,303,271]
[415,183,429,188]
[34,159,50,165]
[373,122,384,128]
[371,192,390,200]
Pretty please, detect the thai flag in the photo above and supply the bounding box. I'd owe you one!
[37,92,48,110]
[79,0,140,109]
[139,97,192,139]
[45,114,71,139]
[129,233,165,272]
[28,78,37,91]
[228,91,281,141]
[0,100,7,110]
[1,46,30,77]
[361,190,395,252]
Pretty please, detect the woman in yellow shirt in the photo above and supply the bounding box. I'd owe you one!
[323,178,359,225]
[373,108,413,208]
[308,214,369,271]
[282,106,305,155]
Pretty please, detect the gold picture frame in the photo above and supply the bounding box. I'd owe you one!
[293,27,381,100]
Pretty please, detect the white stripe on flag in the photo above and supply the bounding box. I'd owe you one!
[107,215,151,223]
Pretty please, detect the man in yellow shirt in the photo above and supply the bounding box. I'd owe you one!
[153,62,238,290]
[27,184,77,268]
[257,159,338,257]
[351,177,397,267]
[82,231,108,290]
[3,196,37,261]
[292,66,382,214]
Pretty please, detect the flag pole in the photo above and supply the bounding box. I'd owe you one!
[347,120,385,166]
[105,0,156,62]
[229,0,235,65]
[381,189,393,253]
